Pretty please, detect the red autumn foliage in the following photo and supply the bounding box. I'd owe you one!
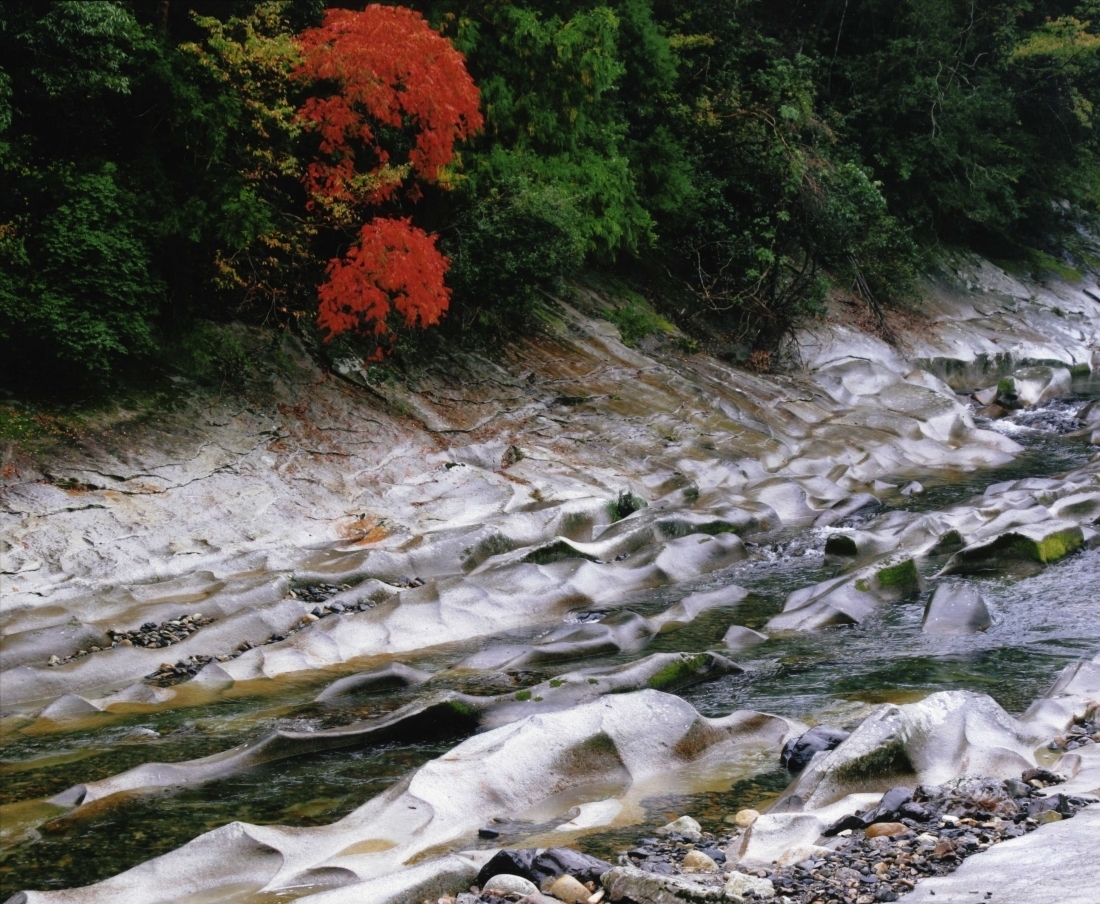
[316,217,450,349]
[295,4,483,345]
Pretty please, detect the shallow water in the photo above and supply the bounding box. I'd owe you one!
[1,382,1098,900]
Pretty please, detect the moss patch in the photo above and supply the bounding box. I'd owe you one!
[834,738,914,785]
[522,539,599,566]
[607,298,676,347]
[514,690,532,702]
[875,559,921,593]
[956,525,1083,568]
[608,490,647,522]
[461,532,516,571]
[646,654,710,691]
[928,529,965,556]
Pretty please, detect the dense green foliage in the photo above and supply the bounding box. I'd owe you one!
[2,0,1099,387]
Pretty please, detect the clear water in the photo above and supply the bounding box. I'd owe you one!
[1,381,1098,900]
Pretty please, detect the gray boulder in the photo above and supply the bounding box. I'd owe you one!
[921,583,993,634]
[781,725,850,773]
[602,865,727,902]
[941,520,1084,576]
[722,625,768,651]
[775,691,1043,811]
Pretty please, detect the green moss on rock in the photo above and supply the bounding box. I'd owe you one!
[928,529,965,556]
[875,559,921,593]
[522,539,599,566]
[646,653,709,690]
[834,739,914,785]
[952,524,1084,571]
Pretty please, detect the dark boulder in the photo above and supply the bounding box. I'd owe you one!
[781,725,850,772]
[476,847,613,887]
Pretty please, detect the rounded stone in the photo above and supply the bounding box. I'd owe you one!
[482,873,539,896]
[734,808,760,828]
[865,822,908,839]
[656,815,703,841]
[548,873,590,903]
[682,849,718,871]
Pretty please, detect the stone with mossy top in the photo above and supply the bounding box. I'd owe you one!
[942,520,1084,576]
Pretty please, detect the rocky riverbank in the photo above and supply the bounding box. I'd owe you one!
[1,253,1098,903]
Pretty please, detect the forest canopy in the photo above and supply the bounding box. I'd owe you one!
[2,1,1099,386]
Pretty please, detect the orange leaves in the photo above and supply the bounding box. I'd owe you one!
[296,5,483,212]
[316,218,450,347]
[295,5,482,346]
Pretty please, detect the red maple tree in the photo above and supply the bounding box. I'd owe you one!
[295,5,483,345]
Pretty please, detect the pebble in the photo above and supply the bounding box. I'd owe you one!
[482,874,538,897]
[864,822,908,839]
[656,815,703,842]
[734,808,760,828]
[547,874,590,903]
[601,767,1089,904]
[45,613,215,668]
[681,849,718,871]
[47,581,385,679]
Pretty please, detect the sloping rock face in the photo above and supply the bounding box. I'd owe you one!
[7,254,1096,707]
[6,691,800,904]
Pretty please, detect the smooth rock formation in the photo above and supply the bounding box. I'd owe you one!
[776,691,1046,810]
[313,662,433,701]
[998,365,1073,407]
[722,625,768,651]
[920,582,993,633]
[45,653,743,813]
[285,852,492,904]
[766,557,924,631]
[728,794,881,869]
[941,520,1084,576]
[11,691,800,904]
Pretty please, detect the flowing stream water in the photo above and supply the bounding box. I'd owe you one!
[1,378,1098,900]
